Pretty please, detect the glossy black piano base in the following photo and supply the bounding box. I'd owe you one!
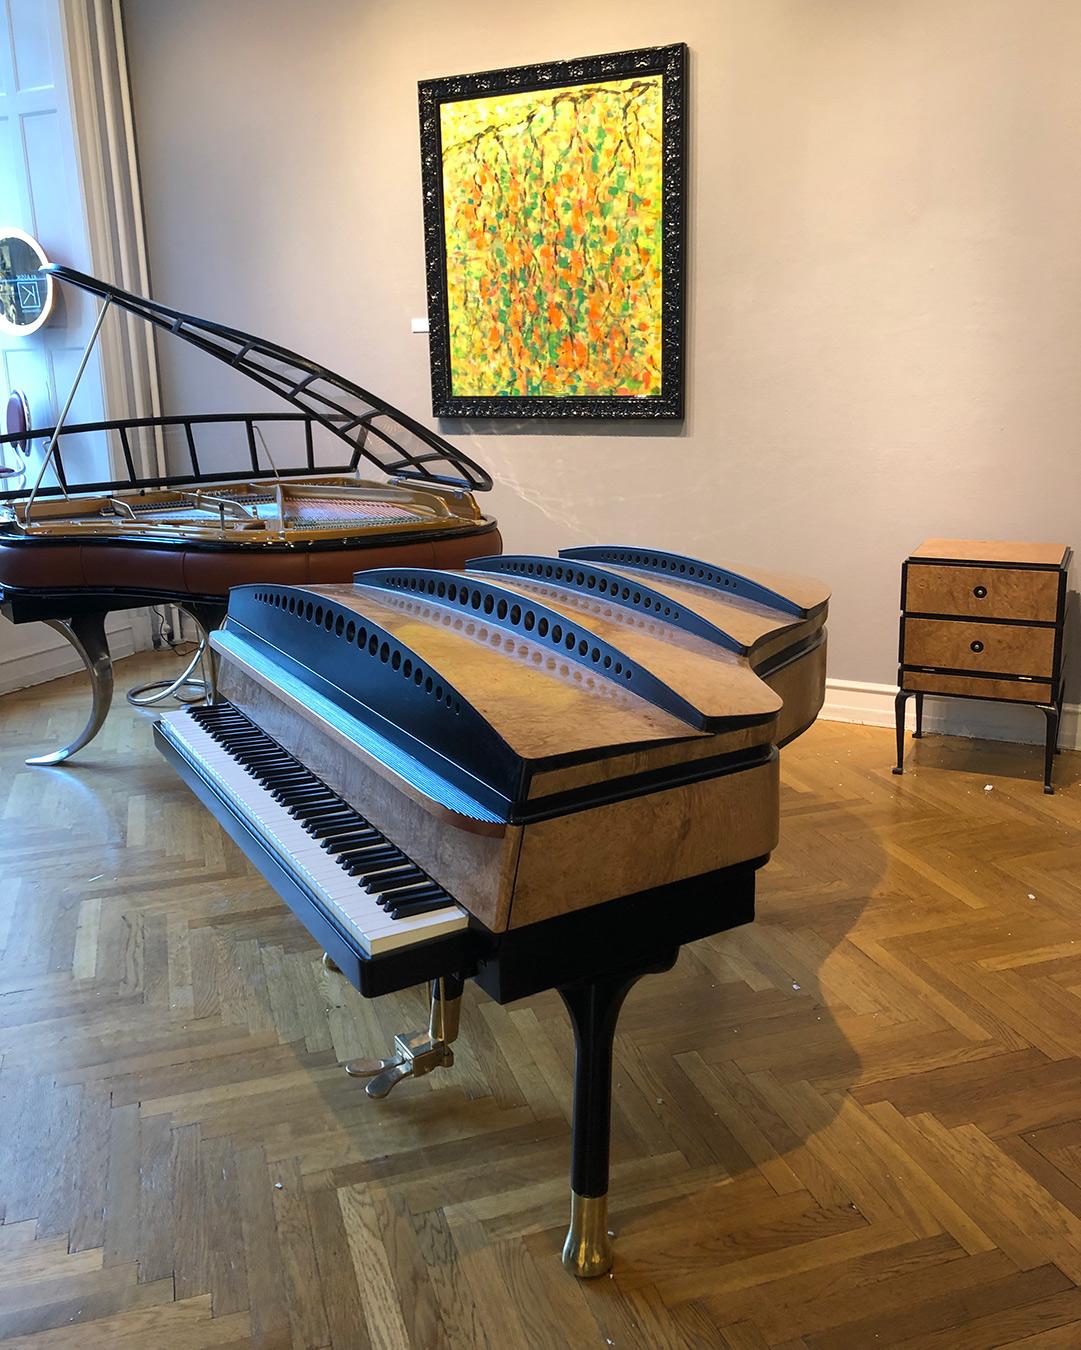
[560,963,673,1202]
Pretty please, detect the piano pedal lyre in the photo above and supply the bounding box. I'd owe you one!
[345,974,463,1099]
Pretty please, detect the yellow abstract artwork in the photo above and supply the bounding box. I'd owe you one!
[439,75,664,400]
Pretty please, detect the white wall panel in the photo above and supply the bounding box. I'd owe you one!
[21,108,65,244]
[9,0,53,93]
[0,0,115,684]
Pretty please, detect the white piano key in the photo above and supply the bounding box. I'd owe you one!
[158,709,468,955]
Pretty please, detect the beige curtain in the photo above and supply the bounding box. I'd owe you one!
[59,0,163,478]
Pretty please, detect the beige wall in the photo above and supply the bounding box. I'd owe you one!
[121,0,1081,692]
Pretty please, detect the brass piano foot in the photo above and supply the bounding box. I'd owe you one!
[26,614,114,766]
[344,975,462,1098]
[562,1192,612,1278]
[322,953,341,974]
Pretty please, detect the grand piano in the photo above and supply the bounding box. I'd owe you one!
[156,544,829,1276]
[0,265,498,763]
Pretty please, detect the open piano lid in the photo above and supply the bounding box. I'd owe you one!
[42,264,492,493]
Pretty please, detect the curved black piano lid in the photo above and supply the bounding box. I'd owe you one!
[352,565,717,731]
[467,554,744,654]
[559,546,805,616]
[41,265,492,492]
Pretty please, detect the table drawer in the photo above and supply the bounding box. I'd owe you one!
[902,617,1055,677]
[904,563,1059,621]
[902,671,1053,705]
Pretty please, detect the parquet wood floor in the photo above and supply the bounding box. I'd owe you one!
[1,653,1081,1348]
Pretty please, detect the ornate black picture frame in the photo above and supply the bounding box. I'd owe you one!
[419,43,687,419]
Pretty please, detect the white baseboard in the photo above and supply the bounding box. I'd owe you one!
[823,678,1080,752]
[0,616,142,696]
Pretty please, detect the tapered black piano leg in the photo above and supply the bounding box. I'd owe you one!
[26,612,113,766]
[558,951,678,1277]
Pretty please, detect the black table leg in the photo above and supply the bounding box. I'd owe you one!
[892,691,910,774]
[914,692,925,739]
[1041,704,1059,794]
[558,952,677,1277]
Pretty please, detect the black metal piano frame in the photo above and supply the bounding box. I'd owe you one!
[156,719,762,1277]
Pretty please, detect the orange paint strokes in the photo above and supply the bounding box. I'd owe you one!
[440,73,664,398]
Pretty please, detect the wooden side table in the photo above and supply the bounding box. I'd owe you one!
[894,538,1071,793]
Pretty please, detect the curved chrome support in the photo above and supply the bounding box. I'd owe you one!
[127,614,210,708]
[125,605,223,709]
[26,614,114,766]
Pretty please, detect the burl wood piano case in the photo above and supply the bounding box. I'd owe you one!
[156,544,830,1276]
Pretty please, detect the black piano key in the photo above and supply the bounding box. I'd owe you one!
[248,761,299,778]
[318,812,373,830]
[390,896,455,920]
[375,882,443,909]
[298,808,357,828]
[357,864,421,889]
[225,741,274,756]
[321,829,381,851]
[275,787,331,804]
[368,865,426,888]
[284,796,339,814]
[306,818,367,840]
[375,871,436,894]
[334,841,396,863]
[273,779,326,795]
[291,795,344,811]
[343,851,403,875]
[278,793,333,810]
[337,838,398,858]
[249,760,304,778]
[235,750,288,765]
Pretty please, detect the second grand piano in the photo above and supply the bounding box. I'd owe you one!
[156,545,828,1276]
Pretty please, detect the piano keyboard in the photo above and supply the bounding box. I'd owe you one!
[158,703,469,955]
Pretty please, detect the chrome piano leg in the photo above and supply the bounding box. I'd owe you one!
[344,975,463,1097]
[25,614,114,766]
[125,602,226,709]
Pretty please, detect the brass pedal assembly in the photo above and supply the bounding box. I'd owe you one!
[323,963,463,1099]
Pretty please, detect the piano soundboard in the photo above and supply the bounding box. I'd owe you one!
[156,544,829,1276]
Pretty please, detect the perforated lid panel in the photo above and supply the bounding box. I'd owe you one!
[218,546,828,821]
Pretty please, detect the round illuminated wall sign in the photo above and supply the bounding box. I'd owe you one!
[0,228,54,337]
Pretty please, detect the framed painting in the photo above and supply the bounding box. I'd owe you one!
[419,43,687,419]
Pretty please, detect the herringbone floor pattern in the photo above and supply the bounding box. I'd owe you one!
[1,653,1081,1347]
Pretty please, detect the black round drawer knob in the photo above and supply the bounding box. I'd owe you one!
[973,585,987,598]
[970,640,984,653]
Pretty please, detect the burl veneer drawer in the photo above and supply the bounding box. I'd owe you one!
[902,670,1053,705]
[904,563,1059,622]
[902,617,1055,677]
